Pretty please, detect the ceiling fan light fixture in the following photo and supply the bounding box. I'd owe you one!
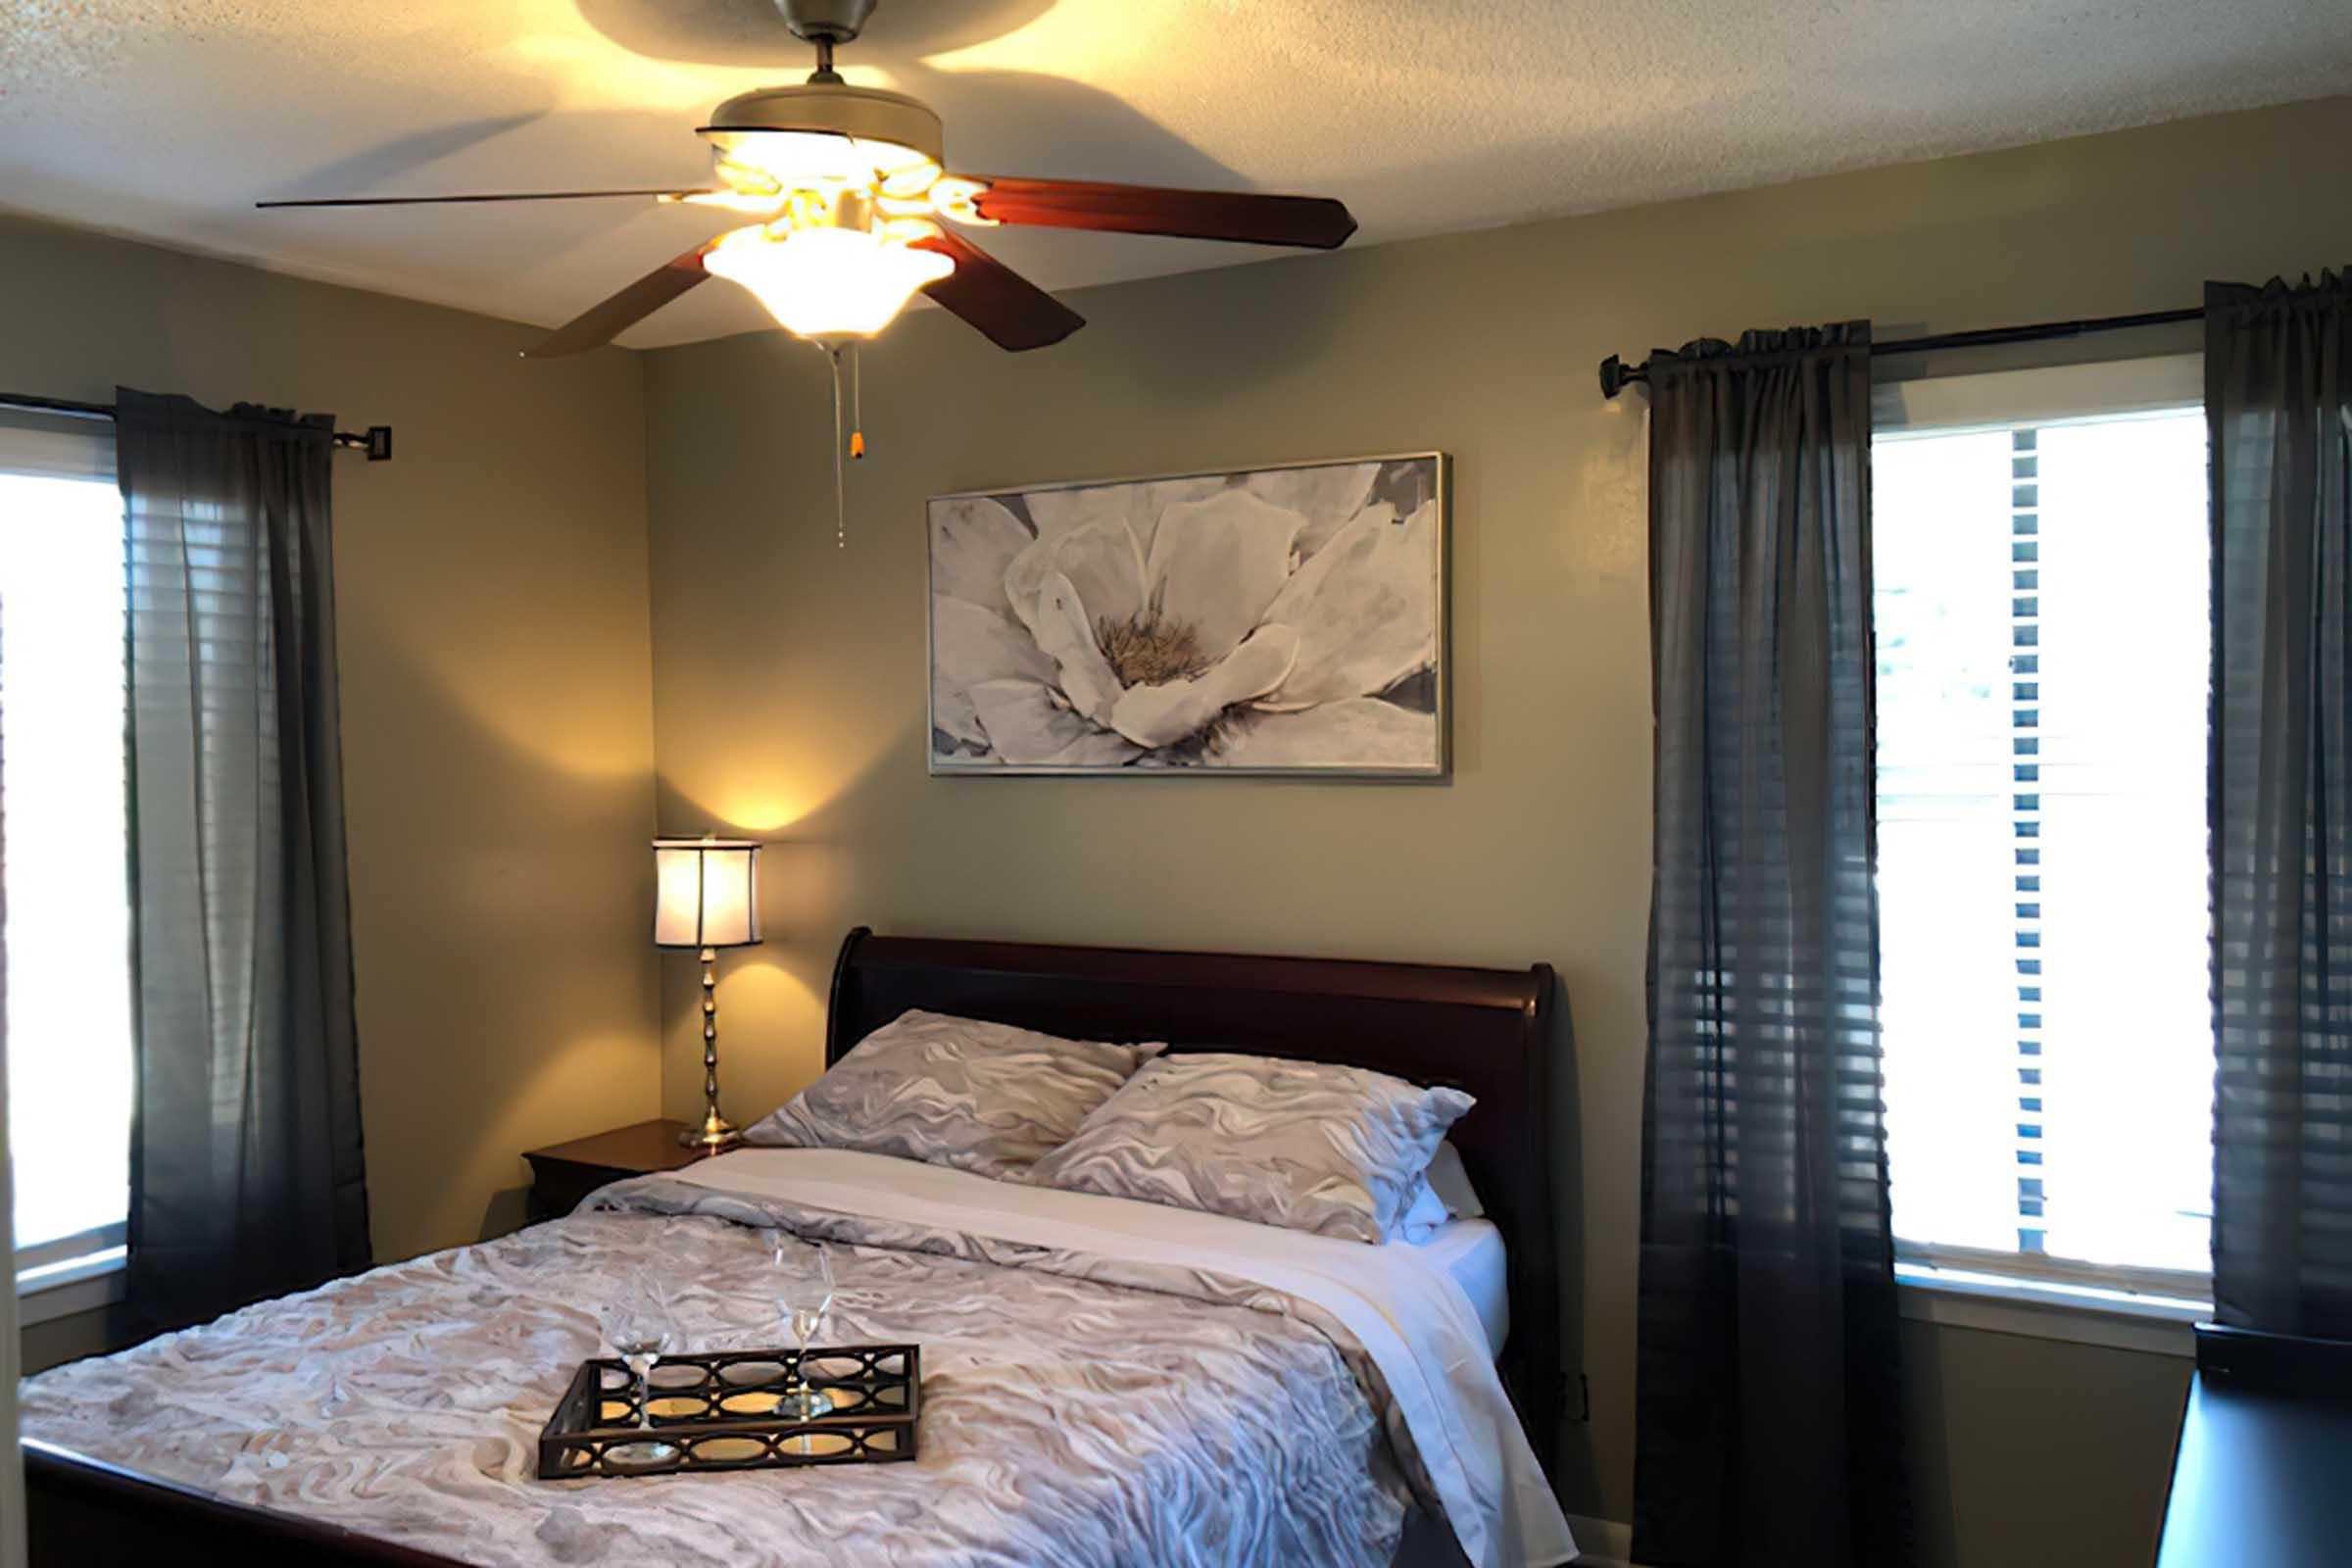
[712,130,941,200]
[703,223,952,344]
[280,1,1354,366]
[927,175,996,226]
[702,84,946,203]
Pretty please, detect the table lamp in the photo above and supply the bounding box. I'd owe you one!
[653,835,763,1150]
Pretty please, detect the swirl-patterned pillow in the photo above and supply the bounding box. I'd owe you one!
[1021,1053,1475,1244]
[743,1009,1165,1179]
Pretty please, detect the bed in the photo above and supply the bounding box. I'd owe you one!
[24,929,1571,1567]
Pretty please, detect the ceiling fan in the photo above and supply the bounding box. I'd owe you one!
[259,0,1359,362]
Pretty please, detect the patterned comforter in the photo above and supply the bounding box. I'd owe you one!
[22,1174,1421,1567]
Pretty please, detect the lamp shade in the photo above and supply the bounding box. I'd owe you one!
[652,837,762,950]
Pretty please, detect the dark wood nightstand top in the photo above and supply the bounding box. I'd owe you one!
[522,1119,715,1224]
[525,1118,712,1177]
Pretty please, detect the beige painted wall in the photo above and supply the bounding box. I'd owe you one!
[643,95,2352,1563]
[0,215,663,1283]
[1902,1322,2188,1568]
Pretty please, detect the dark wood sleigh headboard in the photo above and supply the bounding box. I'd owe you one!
[828,927,1563,1473]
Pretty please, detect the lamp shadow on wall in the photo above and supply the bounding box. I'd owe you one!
[649,720,905,1115]
[331,601,662,1256]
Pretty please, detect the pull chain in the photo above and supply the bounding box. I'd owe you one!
[820,342,868,551]
[827,344,847,549]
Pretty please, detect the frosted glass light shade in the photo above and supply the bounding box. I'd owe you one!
[704,223,954,342]
[652,837,762,949]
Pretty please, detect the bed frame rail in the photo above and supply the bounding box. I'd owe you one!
[26,1441,471,1567]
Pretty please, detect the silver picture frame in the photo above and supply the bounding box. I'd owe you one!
[927,451,1449,779]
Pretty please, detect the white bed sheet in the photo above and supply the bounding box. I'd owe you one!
[1406,1218,1508,1359]
[672,1147,1575,1568]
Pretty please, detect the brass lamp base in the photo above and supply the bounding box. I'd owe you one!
[680,1111,743,1152]
[681,945,744,1152]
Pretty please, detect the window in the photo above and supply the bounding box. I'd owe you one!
[0,421,133,1303]
[1873,355,2213,1309]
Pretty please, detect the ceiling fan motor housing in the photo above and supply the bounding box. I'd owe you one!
[776,0,877,44]
[701,84,946,175]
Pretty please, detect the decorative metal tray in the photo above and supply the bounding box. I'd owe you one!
[537,1345,921,1480]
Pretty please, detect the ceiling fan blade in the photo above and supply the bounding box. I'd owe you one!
[524,242,718,359]
[966,176,1357,249]
[257,188,714,209]
[911,228,1085,353]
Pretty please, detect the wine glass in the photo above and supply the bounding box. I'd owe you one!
[767,1232,837,1428]
[601,1284,678,1468]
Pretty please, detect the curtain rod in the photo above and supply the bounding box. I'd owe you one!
[0,392,393,461]
[1596,305,2202,399]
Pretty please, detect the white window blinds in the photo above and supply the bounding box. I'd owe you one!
[1873,356,2214,1288]
[0,416,132,1271]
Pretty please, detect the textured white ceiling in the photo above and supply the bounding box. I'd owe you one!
[2,0,2348,349]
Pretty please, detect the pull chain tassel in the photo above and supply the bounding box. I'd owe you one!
[849,344,865,462]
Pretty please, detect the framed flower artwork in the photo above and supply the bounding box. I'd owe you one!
[928,453,1447,777]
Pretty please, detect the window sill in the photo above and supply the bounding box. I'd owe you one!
[1897,1260,2203,1357]
[18,1245,126,1327]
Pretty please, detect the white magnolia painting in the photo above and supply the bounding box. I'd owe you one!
[929,454,1446,776]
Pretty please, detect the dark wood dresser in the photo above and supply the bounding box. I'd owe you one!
[2155,1323,2352,1566]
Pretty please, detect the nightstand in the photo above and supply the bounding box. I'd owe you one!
[523,1118,714,1223]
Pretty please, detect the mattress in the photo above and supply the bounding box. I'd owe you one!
[1408,1217,1508,1358]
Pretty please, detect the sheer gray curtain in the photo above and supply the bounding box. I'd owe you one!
[117,388,369,1333]
[2210,273,2352,1340]
[1633,326,1910,1566]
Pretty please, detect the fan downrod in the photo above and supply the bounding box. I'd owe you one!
[777,0,876,45]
